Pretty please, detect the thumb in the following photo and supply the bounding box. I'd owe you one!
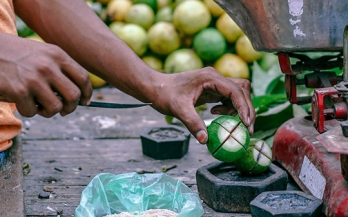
[176,106,208,144]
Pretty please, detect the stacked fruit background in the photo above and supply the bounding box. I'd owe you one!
[17,0,306,145]
[17,0,277,88]
[98,0,273,86]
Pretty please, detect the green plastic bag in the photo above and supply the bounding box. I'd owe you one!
[75,172,204,217]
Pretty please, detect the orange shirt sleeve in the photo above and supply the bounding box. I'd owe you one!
[0,103,22,152]
[0,0,16,35]
[0,0,23,151]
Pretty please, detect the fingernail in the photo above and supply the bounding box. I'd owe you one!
[86,99,91,105]
[249,123,254,135]
[247,116,251,125]
[196,130,208,144]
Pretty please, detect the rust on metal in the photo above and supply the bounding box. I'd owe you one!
[316,126,348,154]
[215,0,348,52]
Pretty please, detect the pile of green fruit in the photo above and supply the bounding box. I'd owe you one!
[17,0,268,88]
[86,0,266,87]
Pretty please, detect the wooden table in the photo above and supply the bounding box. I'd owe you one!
[19,87,252,217]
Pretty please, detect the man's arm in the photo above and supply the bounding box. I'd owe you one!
[13,0,158,102]
[13,0,255,143]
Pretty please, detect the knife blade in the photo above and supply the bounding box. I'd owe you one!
[79,101,152,109]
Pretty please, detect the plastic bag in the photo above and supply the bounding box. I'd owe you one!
[75,172,204,217]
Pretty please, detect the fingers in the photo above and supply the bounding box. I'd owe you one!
[225,90,255,134]
[13,72,73,118]
[244,90,255,134]
[175,105,209,144]
[237,90,255,134]
[198,70,255,134]
[41,74,80,117]
[51,69,86,116]
[35,87,64,118]
[168,68,255,143]
[15,94,38,118]
[0,34,92,118]
[23,49,91,117]
[33,55,91,117]
[216,78,252,127]
[210,97,254,135]
[59,57,92,106]
[230,78,256,134]
[35,46,92,116]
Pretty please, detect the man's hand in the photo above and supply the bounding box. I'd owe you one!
[149,67,256,144]
[0,33,92,117]
[11,0,254,141]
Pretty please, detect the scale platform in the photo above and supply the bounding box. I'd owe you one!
[273,116,348,217]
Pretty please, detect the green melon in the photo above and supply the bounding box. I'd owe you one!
[207,115,250,162]
[193,27,227,62]
[234,138,272,175]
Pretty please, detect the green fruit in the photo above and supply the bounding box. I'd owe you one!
[258,53,279,72]
[117,23,148,56]
[109,21,125,36]
[234,138,272,175]
[148,22,180,55]
[235,34,264,63]
[157,0,172,9]
[155,6,173,23]
[142,55,163,70]
[107,0,132,22]
[213,53,250,79]
[125,3,155,30]
[193,27,227,62]
[163,49,203,73]
[203,0,224,17]
[216,13,244,43]
[207,115,250,162]
[173,0,211,35]
[133,0,158,12]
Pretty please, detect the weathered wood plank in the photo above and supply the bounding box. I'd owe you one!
[22,139,214,182]
[0,137,25,217]
[22,137,251,216]
[21,138,210,159]
[19,87,167,140]
[21,88,250,216]
[20,87,215,141]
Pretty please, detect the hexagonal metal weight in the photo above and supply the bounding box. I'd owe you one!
[196,161,288,213]
[140,125,191,160]
[250,190,323,217]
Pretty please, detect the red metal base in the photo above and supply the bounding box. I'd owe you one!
[273,116,348,217]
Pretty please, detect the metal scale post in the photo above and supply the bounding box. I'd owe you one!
[214,0,348,216]
[272,28,348,217]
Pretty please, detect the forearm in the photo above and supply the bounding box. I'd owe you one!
[13,0,159,102]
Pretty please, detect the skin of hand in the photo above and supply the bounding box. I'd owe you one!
[150,68,255,144]
[13,0,255,144]
[0,32,92,118]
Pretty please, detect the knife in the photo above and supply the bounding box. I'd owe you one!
[78,101,152,109]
